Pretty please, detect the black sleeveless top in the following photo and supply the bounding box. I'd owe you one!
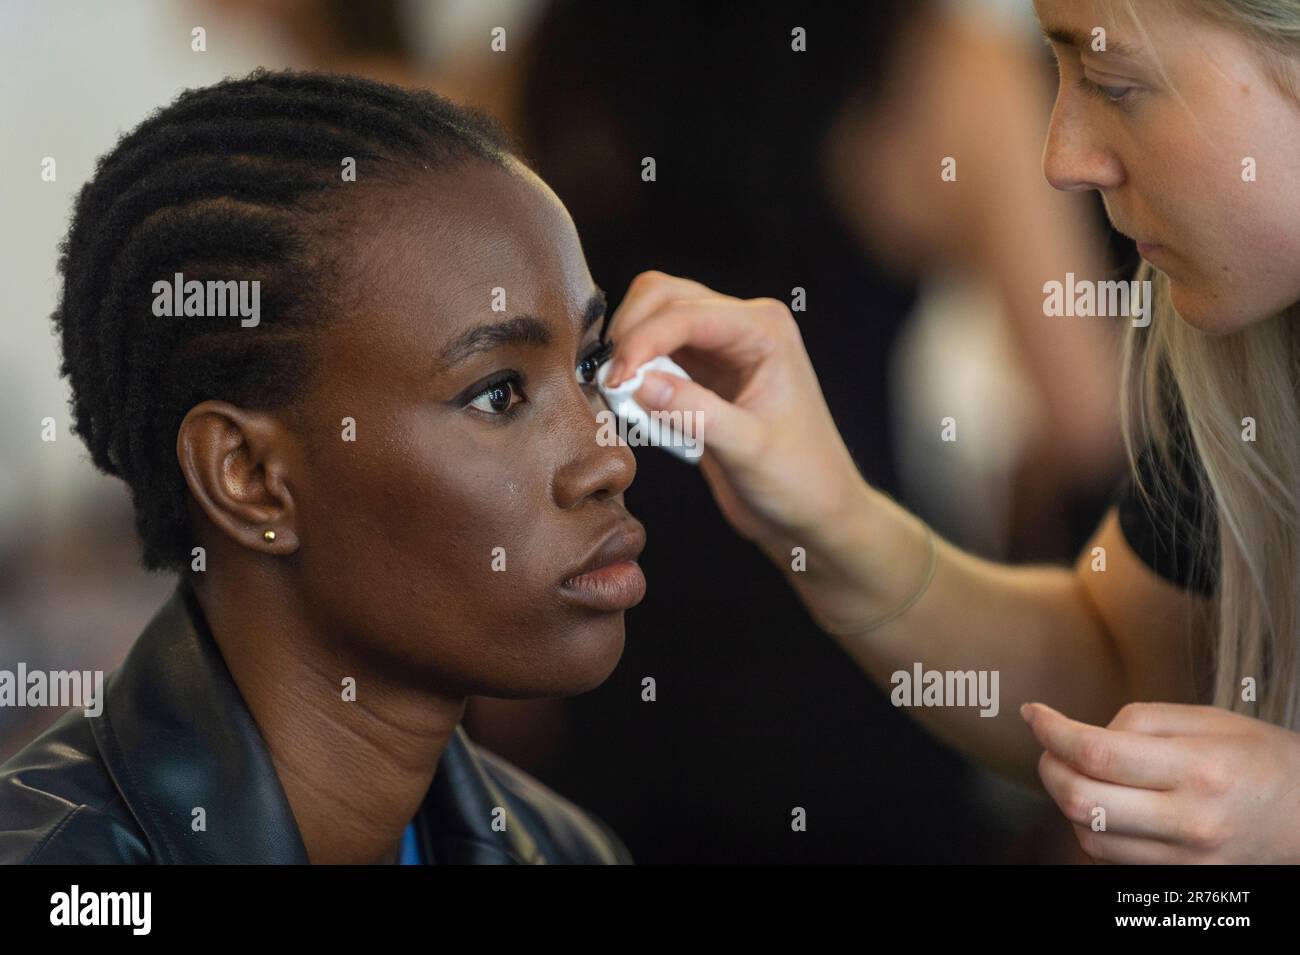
[1112,413,1219,597]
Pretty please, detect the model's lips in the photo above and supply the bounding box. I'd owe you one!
[559,520,647,612]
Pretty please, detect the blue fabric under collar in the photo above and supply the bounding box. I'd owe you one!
[399,821,423,865]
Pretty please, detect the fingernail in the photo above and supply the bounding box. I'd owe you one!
[1020,703,1035,722]
[636,373,674,408]
[605,359,624,387]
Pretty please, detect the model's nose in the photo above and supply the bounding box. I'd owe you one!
[553,409,637,510]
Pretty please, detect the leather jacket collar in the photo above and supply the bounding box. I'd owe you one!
[92,580,545,864]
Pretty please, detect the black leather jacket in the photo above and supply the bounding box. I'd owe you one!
[0,581,632,864]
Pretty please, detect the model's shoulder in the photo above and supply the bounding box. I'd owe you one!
[472,745,634,864]
[0,709,151,864]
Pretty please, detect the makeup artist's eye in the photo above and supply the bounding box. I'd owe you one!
[467,375,525,415]
[576,340,613,386]
[1077,75,1136,106]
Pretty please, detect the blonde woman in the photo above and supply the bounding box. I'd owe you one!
[603,0,1300,863]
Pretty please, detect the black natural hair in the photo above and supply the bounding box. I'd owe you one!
[52,68,512,571]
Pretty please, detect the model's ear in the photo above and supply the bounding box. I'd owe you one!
[177,400,299,556]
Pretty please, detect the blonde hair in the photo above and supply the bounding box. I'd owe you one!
[1115,0,1300,729]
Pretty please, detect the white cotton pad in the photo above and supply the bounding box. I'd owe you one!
[596,355,702,464]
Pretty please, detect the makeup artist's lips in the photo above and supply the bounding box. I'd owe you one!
[559,520,647,612]
[1114,221,1165,261]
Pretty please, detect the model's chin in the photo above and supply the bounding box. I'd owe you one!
[492,614,627,699]
[557,613,628,695]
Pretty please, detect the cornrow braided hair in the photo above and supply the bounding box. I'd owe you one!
[52,68,511,571]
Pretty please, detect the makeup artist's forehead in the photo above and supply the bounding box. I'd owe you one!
[336,158,597,365]
[1033,0,1148,58]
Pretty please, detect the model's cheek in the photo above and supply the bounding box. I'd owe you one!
[409,436,625,694]
[299,413,538,595]
[402,424,569,609]
[303,420,625,696]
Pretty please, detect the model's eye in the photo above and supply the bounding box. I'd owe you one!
[468,378,524,414]
[577,340,613,386]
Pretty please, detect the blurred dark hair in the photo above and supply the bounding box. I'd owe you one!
[520,0,920,249]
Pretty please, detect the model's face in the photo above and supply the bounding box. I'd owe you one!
[1035,0,1300,331]
[291,158,644,699]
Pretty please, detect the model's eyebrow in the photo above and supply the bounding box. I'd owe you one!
[437,289,607,371]
[1042,25,1143,61]
[583,288,607,337]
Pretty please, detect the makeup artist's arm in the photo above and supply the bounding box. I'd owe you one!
[606,272,1211,787]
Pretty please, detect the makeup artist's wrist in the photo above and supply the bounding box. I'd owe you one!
[764,479,913,635]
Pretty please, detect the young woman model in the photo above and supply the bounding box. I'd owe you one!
[606,0,1300,863]
[0,70,643,865]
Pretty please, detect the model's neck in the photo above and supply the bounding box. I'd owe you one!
[188,570,466,864]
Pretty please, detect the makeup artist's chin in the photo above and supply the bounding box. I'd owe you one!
[1166,273,1273,336]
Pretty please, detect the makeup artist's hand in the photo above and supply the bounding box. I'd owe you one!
[604,270,871,552]
[1022,700,1300,863]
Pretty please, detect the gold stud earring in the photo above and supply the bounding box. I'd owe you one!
[263,529,277,543]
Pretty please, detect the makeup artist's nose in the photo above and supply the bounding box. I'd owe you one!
[553,425,637,508]
[1042,98,1125,193]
